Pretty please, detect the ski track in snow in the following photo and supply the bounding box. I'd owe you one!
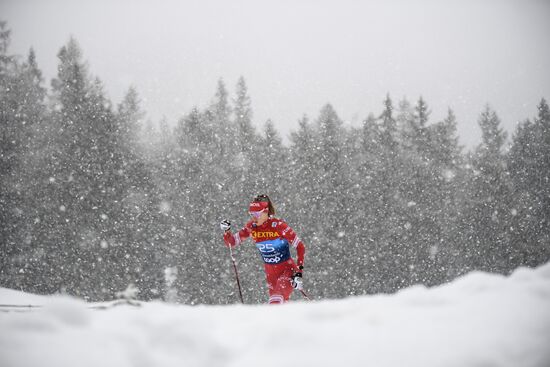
[1,264,550,367]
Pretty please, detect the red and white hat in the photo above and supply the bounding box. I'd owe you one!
[249,201,269,213]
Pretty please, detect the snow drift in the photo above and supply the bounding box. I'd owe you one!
[1,264,550,367]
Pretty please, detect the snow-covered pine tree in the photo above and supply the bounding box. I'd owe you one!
[507,99,550,268]
[423,108,465,282]
[0,23,48,291]
[287,114,317,239]
[233,76,255,160]
[461,105,512,274]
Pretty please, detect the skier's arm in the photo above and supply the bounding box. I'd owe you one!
[279,221,305,270]
[223,222,252,248]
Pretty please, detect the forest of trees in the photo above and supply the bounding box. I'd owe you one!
[1,22,549,304]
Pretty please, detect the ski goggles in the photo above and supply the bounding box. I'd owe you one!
[249,201,269,213]
[254,194,270,202]
[249,209,267,218]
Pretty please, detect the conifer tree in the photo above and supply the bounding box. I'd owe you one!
[0,22,19,241]
[210,78,233,156]
[115,87,167,299]
[230,76,257,209]
[0,24,47,290]
[311,104,351,296]
[356,113,393,293]
[314,104,346,236]
[117,87,143,154]
[253,119,285,192]
[207,79,240,227]
[288,115,317,229]
[396,97,414,150]
[372,95,409,291]
[508,99,550,267]
[31,37,139,299]
[412,96,431,160]
[425,108,465,280]
[233,76,255,158]
[461,105,511,273]
[396,97,433,286]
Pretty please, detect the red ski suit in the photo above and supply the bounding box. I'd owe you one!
[223,217,305,304]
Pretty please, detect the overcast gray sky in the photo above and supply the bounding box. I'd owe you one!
[2,0,549,147]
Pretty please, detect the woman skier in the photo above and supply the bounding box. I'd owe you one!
[220,194,306,304]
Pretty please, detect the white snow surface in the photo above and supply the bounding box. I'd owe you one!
[1,264,550,367]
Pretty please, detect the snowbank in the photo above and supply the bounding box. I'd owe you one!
[1,264,550,367]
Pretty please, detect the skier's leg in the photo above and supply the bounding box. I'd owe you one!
[270,266,294,303]
[279,266,294,302]
[265,264,287,304]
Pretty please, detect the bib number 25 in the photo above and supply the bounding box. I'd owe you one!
[258,243,275,253]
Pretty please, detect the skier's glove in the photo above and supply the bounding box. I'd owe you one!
[220,219,231,232]
[291,272,303,290]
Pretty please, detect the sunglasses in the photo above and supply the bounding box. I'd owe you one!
[254,195,270,203]
[249,209,267,218]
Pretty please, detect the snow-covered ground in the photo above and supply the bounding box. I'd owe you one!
[1,264,550,367]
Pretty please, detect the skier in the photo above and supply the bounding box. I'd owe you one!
[220,194,306,304]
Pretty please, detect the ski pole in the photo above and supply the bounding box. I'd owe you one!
[299,289,311,301]
[228,243,244,304]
